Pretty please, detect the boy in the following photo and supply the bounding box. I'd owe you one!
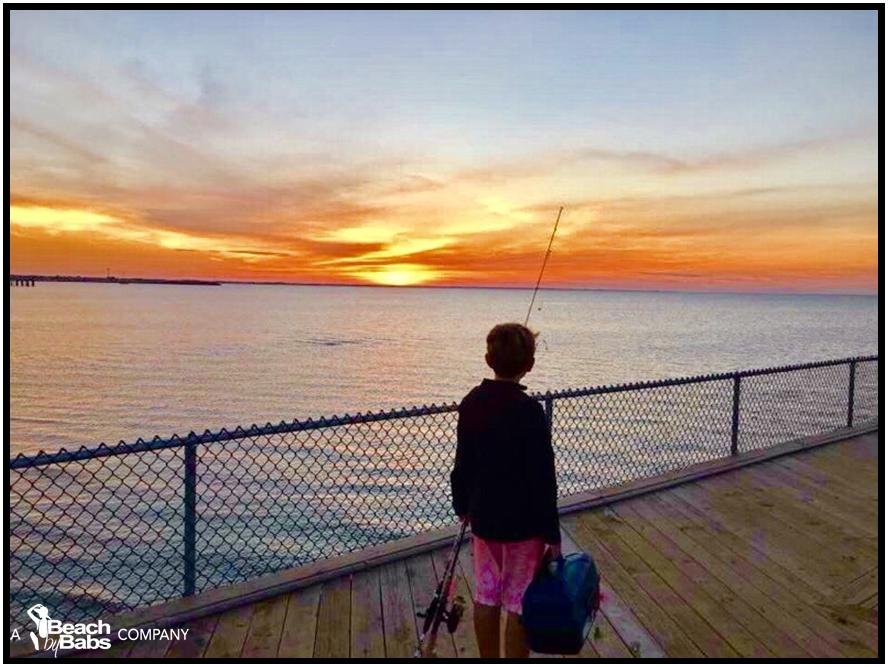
[451,323,561,659]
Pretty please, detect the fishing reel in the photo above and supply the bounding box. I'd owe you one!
[417,594,466,634]
[446,595,466,633]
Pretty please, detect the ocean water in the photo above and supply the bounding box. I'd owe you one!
[9,283,878,455]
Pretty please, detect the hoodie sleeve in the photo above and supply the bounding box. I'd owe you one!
[526,402,561,545]
[450,406,472,517]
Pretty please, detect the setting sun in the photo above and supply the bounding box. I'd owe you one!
[347,263,445,286]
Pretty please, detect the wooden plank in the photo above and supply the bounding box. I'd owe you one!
[203,602,254,658]
[586,601,635,658]
[575,633,600,658]
[241,593,289,658]
[405,553,457,659]
[746,461,878,528]
[799,446,879,486]
[846,431,879,454]
[669,472,872,651]
[563,513,704,658]
[584,509,749,657]
[726,466,877,559]
[774,456,878,501]
[811,438,879,470]
[379,559,417,658]
[598,579,666,658]
[561,524,665,658]
[277,584,322,658]
[760,450,879,509]
[615,499,809,657]
[583,510,740,658]
[660,487,878,654]
[314,576,352,658]
[817,601,879,627]
[688,472,874,585]
[740,463,877,538]
[125,636,172,658]
[777,456,879,514]
[795,457,879,491]
[670,482,844,597]
[841,430,878,451]
[350,567,385,659]
[774,455,877,503]
[659,487,825,604]
[164,614,219,658]
[680,478,858,598]
[627,492,842,658]
[841,569,879,607]
[658,489,877,657]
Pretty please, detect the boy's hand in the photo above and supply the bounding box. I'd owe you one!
[546,543,562,559]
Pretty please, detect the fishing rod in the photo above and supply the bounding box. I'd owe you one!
[524,206,563,326]
[414,519,469,658]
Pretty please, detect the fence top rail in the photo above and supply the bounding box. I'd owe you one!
[9,354,877,470]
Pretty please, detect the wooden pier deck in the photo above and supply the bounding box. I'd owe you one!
[86,431,878,659]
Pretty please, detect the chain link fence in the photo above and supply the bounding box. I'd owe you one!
[9,355,878,629]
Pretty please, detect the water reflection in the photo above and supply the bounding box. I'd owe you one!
[10,284,877,454]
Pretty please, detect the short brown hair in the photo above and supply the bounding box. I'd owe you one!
[486,323,537,377]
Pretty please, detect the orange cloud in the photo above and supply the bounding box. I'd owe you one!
[10,204,296,262]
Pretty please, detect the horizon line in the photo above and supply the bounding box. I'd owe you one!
[7,272,878,299]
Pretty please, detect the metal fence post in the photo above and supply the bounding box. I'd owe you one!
[183,436,197,596]
[847,360,857,427]
[730,374,741,456]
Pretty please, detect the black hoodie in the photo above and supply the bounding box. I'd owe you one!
[450,378,561,545]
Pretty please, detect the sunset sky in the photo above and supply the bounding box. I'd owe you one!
[10,10,878,292]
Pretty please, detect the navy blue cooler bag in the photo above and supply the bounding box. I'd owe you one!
[521,552,601,655]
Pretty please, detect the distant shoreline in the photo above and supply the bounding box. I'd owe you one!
[9,275,221,286]
[7,274,876,298]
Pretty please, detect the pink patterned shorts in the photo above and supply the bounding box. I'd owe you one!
[472,535,546,614]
